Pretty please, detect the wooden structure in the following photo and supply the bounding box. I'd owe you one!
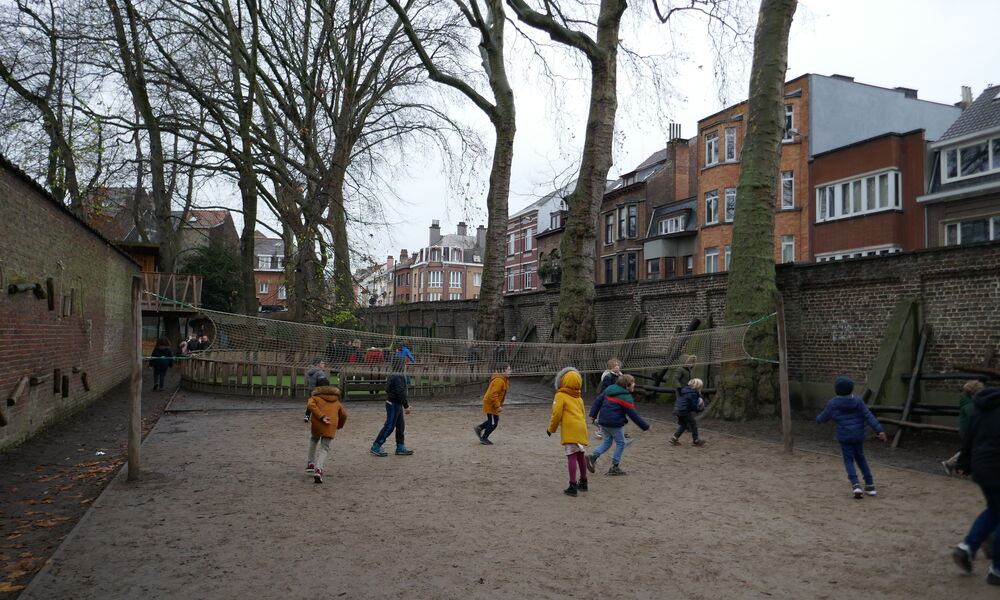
[140,272,203,314]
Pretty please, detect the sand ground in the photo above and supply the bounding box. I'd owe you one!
[16,383,997,600]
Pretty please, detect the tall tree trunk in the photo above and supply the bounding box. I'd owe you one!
[327,146,354,320]
[709,0,797,420]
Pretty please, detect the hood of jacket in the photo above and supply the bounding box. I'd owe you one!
[312,385,342,401]
[604,383,632,400]
[554,367,582,396]
[974,387,1000,412]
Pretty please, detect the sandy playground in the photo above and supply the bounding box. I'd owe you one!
[18,384,997,600]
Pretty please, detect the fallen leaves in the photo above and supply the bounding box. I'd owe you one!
[0,582,26,592]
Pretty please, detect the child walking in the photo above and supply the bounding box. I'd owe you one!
[149,337,174,391]
[547,367,589,497]
[670,378,707,446]
[587,374,651,476]
[370,356,414,457]
[474,363,511,445]
[305,378,347,484]
[304,358,328,421]
[816,376,887,499]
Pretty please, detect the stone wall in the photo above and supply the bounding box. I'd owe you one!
[0,158,138,450]
[361,240,1000,410]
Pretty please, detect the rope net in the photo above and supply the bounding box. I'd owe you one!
[185,302,762,379]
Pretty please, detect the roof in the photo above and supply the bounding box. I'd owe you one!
[436,233,479,249]
[173,209,230,229]
[939,85,1000,141]
[254,235,284,255]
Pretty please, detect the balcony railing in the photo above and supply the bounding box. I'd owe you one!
[141,272,202,311]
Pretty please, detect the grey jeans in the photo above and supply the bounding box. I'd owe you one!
[307,435,333,471]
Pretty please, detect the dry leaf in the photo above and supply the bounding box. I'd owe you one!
[0,582,26,592]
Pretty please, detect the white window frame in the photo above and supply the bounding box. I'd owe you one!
[941,136,1000,183]
[724,187,736,223]
[473,273,482,287]
[605,213,614,245]
[781,171,795,209]
[780,235,795,263]
[658,215,686,235]
[259,282,269,294]
[449,271,462,288]
[430,248,441,262]
[278,285,286,300]
[705,131,719,166]
[815,169,902,223]
[724,245,732,271]
[705,190,719,225]
[449,293,461,300]
[525,227,534,251]
[704,247,719,273]
[523,265,533,289]
[943,214,1000,246]
[506,267,516,291]
[429,270,442,288]
[724,127,737,161]
[815,244,902,262]
[428,292,442,301]
[506,234,515,255]
[783,104,794,140]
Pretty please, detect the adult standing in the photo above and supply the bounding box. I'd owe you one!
[952,386,1000,585]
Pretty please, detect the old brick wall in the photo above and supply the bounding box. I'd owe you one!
[361,241,1000,409]
[0,160,138,450]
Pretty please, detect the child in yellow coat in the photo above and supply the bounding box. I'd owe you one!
[474,363,511,445]
[547,367,589,496]
[305,379,347,484]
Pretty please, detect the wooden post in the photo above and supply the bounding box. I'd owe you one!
[7,375,29,406]
[774,291,793,453]
[892,326,929,449]
[128,274,142,481]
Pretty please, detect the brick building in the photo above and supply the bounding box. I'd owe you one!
[253,231,286,309]
[695,73,961,273]
[919,85,1000,247]
[393,221,485,302]
[532,182,573,288]
[1,155,139,450]
[506,182,575,293]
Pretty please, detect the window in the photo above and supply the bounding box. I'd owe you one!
[781,235,795,263]
[617,207,626,239]
[783,104,794,140]
[725,127,737,161]
[816,245,902,262]
[705,247,719,273]
[550,212,562,229]
[781,171,794,209]
[278,285,286,300]
[443,247,450,262]
[506,268,516,290]
[627,205,637,238]
[617,255,625,282]
[507,234,515,255]
[525,227,534,251]
[604,258,614,284]
[705,131,719,165]
[259,282,269,294]
[523,265,533,289]
[605,213,614,245]
[664,257,676,279]
[419,272,424,288]
[429,270,442,288]
[449,293,461,300]
[724,187,736,222]
[944,215,1000,246]
[626,253,637,281]
[724,245,732,271]
[430,248,441,261]
[705,190,719,225]
[684,255,693,275]
[449,271,462,288]
[815,169,902,222]
[659,215,686,234]
[941,136,1000,182]
[473,273,482,287]
[646,259,660,280]
[428,293,442,301]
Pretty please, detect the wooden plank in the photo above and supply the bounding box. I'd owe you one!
[774,291,793,454]
[879,417,958,433]
[7,376,29,406]
[892,326,929,449]
[128,274,142,481]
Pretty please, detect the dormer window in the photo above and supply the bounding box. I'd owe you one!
[942,136,1000,182]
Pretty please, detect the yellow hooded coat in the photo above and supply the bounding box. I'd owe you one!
[547,368,588,445]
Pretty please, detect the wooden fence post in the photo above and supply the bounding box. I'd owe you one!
[774,291,793,454]
[128,274,142,481]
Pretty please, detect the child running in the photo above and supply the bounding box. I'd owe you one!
[304,358,328,421]
[370,356,414,457]
[305,378,347,484]
[669,378,707,447]
[816,375,887,499]
[587,374,651,476]
[474,363,511,445]
[547,367,589,497]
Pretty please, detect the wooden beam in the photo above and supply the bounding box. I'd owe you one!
[29,374,51,386]
[7,375,29,406]
[893,326,929,449]
[128,274,142,481]
[774,291,793,454]
[879,417,958,433]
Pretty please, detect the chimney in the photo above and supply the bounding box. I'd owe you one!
[429,220,441,245]
[668,122,682,141]
[387,256,395,270]
[399,249,408,263]
[894,86,918,99]
[476,225,486,249]
[457,221,467,236]
[960,85,974,109]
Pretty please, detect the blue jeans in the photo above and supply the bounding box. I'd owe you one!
[965,485,1000,570]
[375,401,406,445]
[839,441,873,486]
[591,426,626,465]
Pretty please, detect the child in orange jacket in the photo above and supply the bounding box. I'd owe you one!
[474,363,511,445]
[305,379,347,484]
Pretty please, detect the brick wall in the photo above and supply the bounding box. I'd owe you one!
[0,160,138,450]
[361,241,1000,409]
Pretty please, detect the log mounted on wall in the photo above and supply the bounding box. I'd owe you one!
[7,375,29,406]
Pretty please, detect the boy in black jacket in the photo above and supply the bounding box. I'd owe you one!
[952,386,1000,586]
[370,356,413,457]
[670,378,707,447]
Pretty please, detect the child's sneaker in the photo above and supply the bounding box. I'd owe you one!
[594,429,603,439]
[577,478,588,492]
[305,462,316,474]
[370,442,388,457]
[852,484,864,499]
[864,484,877,496]
[669,436,681,446]
[480,438,493,445]
[987,567,1000,585]
[395,444,414,455]
[607,464,627,476]
[474,425,483,439]
[692,439,706,447]
[586,453,597,473]
[624,437,634,450]
[953,543,974,573]
[941,460,954,476]
[313,468,323,484]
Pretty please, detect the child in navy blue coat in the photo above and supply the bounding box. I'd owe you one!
[586,374,651,476]
[816,376,887,499]
[670,378,706,447]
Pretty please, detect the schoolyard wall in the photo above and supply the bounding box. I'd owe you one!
[360,241,1000,410]
[0,159,138,451]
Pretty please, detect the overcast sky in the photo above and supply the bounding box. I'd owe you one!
[269,0,999,267]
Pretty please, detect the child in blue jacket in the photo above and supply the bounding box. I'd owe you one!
[670,378,706,447]
[816,376,887,499]
[586,374,651,476]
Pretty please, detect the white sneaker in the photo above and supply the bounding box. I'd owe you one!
[852,485,863,499]
[624,437,634,450]
[864,485,877,496]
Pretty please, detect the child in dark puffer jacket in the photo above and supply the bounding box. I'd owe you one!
[670,378,706,447]
[816,376,887,499]
[586,374,651,476]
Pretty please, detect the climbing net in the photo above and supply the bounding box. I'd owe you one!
[180,301,767,378]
